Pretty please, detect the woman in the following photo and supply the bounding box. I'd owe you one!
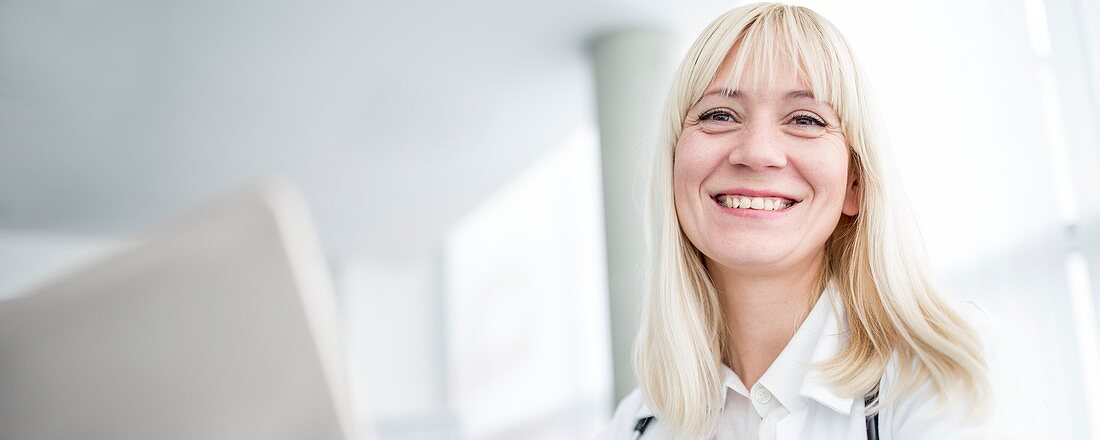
[596,3,1048,439]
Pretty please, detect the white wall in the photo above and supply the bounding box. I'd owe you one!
[336,255,457,439]
[443,127,612,440]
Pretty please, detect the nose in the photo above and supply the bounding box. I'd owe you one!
[727,123,788,170]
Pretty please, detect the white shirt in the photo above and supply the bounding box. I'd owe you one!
[711,282,832,439]
[593,282,1054,439]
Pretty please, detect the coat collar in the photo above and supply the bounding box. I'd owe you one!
[635,398,655,419]
[756,285,833,413]
[795,280,855,415]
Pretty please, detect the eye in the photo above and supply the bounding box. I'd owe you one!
[790,112,827,127]
[698,108,739,123]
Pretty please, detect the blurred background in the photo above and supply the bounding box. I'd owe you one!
[2,0,1100,438]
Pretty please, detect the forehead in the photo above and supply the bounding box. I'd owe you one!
[707,47,812,101]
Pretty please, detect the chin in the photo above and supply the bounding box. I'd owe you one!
[704,244,794,272]
[710,255,788,272]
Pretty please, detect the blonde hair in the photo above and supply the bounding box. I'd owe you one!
[634,3,991,438]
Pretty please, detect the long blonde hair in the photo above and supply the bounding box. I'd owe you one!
[634,3,991,438]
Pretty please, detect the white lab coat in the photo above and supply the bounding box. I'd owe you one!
[593,298,1053,439]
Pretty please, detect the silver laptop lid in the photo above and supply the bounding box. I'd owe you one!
[0,180,358,440]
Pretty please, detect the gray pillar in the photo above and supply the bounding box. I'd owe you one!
[591,30,675,402]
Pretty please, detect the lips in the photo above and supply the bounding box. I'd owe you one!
[711,194,798,211]
[711,194,797,205]
[708,188,802,202]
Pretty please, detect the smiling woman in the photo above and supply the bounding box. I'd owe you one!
[674,59,857,274]
[594,2,1048,440]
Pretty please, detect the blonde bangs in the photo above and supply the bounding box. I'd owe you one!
[674,4,854,139]
[727,10,833,106]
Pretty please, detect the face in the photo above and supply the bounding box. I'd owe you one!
[673,52,860,277]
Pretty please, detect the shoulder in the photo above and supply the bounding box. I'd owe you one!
[954,299,1055,437]
[592,387,648,440]
[946,299,1005,364]
[950,299,1000,343]
[879,298,1054,439]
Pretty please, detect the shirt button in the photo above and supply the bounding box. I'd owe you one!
[753,387,772,405]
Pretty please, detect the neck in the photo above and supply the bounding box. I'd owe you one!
[708,251,825,390]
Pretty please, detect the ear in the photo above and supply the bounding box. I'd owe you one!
[842,163,861,217]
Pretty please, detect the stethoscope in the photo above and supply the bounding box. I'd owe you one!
[632,391,880,439]
[631,416,655,440]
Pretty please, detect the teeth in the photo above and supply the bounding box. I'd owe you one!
[715,195,794,211]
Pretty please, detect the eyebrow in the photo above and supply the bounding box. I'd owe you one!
[699,88,817,101]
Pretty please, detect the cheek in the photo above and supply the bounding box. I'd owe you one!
[799,146,851,202]
[672,156,695,217]
[672,136,720,190]
[671,140,717,229]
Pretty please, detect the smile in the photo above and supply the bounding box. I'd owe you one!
[711,194,798,211]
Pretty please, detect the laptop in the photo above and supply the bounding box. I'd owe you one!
[0,180,361,439]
